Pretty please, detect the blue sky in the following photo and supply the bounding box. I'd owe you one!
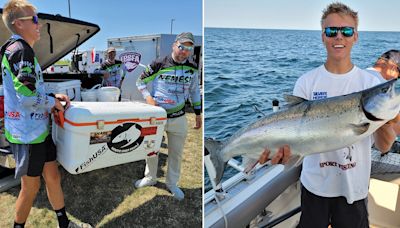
[205,0,400,32]
[0,0,202,51]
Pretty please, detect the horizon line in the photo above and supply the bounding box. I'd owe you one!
[204,26,400,33]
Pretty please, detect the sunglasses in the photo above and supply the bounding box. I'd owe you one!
[177,44,194,51]
[13,15,39,25]
[324,27,354,38]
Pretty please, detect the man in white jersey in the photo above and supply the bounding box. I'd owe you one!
[260,3,398,228]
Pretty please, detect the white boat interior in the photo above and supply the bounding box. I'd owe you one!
[205,149,400,228]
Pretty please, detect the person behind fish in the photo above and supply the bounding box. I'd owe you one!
[366,49,400,83]
[259,3,398,228]
[366,50,400,144]
[1,0,91,227]
[135,32,202,200]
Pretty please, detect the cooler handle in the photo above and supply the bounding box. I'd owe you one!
[54,110,65,129]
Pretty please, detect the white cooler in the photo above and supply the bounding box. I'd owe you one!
[44,79,81,101]
[52,101,167,174]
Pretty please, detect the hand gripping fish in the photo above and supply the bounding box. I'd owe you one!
[206,79,400,185]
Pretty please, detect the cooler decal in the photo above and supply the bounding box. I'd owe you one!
[90,131,112,144]
[75,145,108,173]
[88,123,158,153]
[108,123,144,153]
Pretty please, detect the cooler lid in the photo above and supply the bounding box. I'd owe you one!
[0,9,100,70]
[64,102,167,124]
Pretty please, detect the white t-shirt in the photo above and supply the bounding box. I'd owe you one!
[293,64,381,204]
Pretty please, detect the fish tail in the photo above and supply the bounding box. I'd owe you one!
[205,138,226,185]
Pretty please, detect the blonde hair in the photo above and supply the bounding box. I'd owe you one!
[321,2,358,29]
[2,0,36,33]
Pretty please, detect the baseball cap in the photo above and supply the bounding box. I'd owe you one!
[380,50,400,68]
[107,47,116,53]
[175,32,195,44]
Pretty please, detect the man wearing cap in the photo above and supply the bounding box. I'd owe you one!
[366,49,400,82]
[135,32,202,200]
[98,47,127,88]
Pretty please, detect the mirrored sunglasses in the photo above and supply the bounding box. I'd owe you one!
[324,27,354,38]
[13,15,39,25]
[177,44,193,51]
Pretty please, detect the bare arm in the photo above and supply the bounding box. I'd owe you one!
[145,96,157,106]
[373,114,400,153]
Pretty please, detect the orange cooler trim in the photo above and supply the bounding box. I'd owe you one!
[64,117,167,127]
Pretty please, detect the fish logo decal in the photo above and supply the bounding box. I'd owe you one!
[108,123,144,153]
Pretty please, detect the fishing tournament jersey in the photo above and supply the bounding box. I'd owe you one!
[1,35,55,144]
[100,60,126,88]
[137,55,201,118]
[293,65,380,204]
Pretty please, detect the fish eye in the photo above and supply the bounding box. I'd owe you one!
[381,87,389,93]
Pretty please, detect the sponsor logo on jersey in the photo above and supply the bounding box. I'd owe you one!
[5,111,21,120]
[30,112,49,120]
[312,91,327,100]
[159,74,191,83]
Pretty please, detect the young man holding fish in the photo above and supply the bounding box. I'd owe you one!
[261,2,398,228]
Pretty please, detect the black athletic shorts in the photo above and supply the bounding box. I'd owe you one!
[10,135,57,178]
[297,185,369,228]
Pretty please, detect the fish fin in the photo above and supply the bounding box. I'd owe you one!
[284,94,307,106]
[283,154,303,170]
[205,138,226,185]
[204,138,223,156]
[349,123,370,135]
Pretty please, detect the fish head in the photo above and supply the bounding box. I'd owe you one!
[126,126,141,141]
[112,132,127,143]
[362,79,400,121]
